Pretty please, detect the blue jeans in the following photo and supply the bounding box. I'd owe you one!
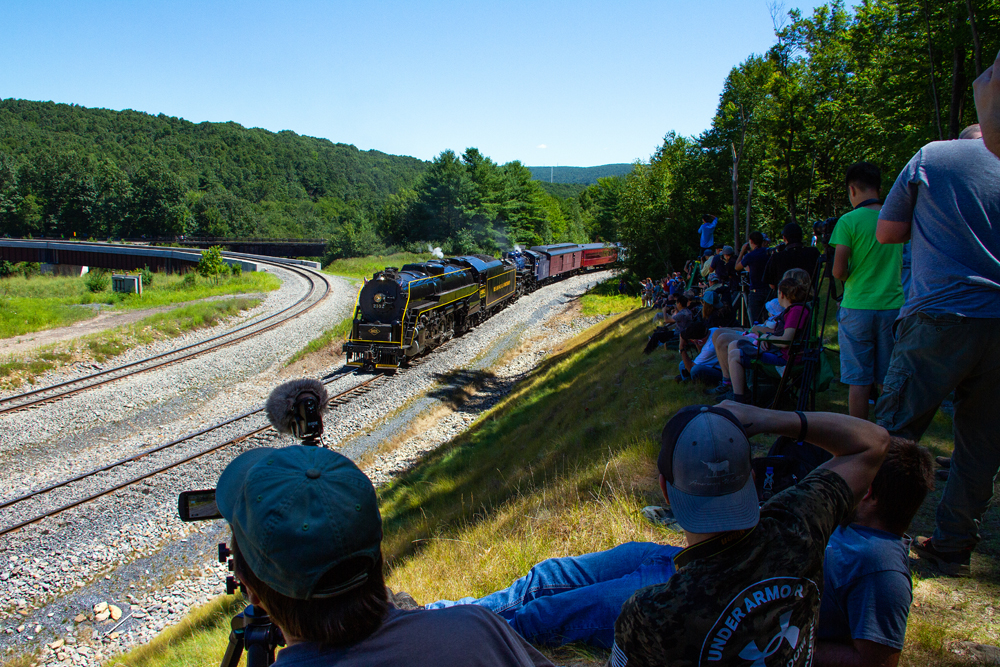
[425,542,682,648]
[679,360,723,385]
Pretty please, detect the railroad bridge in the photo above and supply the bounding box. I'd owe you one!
[0,239,261,273]
[165,237,327,258]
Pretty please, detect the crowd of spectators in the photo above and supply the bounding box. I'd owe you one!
[199,52,999,667]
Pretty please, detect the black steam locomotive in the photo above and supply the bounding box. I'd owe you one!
[345,255,517,370]
[345,244,621,370]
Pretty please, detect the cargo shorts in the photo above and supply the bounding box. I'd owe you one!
[836,306,898,386]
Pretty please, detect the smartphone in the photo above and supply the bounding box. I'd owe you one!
[177,489,222,521]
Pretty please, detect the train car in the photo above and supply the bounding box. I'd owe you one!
[530,243,583,281]
[580,243,618,270]
[345,254,517,370]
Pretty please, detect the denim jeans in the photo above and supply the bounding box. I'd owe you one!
[836,307,899,386]
[425,542,682,648]
[677,361,723,385]
[875,313,1000,551]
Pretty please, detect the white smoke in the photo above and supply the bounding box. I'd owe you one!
[427,244,444,259]
[513,244,522,252]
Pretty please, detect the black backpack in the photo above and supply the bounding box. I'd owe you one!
[752,436,832,502]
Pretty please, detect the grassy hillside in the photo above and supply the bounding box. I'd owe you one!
[527,164,632,185]
[99,288,994,667]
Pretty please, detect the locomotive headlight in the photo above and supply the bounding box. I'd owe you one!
[373,293,385,304]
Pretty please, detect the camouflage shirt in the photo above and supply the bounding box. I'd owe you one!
[611,468,853,667]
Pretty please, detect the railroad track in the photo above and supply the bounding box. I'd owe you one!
[0,370,390,537]
[0,261,330,417]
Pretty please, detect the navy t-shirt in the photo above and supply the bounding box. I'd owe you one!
[741,248,770,291]
[272,606,553,667]
[817,524,911,650]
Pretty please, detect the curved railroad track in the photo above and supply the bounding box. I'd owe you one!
[0,261,331,417]
[0,370,390,537]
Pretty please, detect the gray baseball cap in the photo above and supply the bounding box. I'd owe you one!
[722,245,735,255]
[216,446,383,600]
[657,406,759,533]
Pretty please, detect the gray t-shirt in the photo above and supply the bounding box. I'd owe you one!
[271,605,553,667]
[880,139,1000,318]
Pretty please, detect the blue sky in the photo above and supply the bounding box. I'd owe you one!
[1,0,836,167]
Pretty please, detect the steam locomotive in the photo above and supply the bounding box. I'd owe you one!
[345,243,619,370]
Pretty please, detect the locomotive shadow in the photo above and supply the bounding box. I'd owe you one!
[426,369,504,410]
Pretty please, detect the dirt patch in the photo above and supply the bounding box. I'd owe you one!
[0,295,265,357]
[279,347,347,379]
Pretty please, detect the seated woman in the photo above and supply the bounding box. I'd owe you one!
[726,275,811,403]
[709,268,812,395]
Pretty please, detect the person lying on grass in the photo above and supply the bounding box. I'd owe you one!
[427,403,900,667]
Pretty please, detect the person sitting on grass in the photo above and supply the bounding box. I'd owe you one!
[723,275,811,403]
[425,403,889,666]
[677,322,724,385]
[815,439,934,667]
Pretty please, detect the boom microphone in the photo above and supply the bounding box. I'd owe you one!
[266,379,329,445]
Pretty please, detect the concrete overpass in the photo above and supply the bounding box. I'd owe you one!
[0,240,263,273]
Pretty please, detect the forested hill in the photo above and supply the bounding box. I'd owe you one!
[0,98,427,241]
[0,99,596,258]
[527,164,632,185]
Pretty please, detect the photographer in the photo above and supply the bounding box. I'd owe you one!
[698,214,719,253]
[763,223,821,291]
[216,446,552,666]
[735,231,771,324]
[709,246,737,291]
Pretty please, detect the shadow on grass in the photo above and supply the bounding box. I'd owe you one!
[378,309,692,565]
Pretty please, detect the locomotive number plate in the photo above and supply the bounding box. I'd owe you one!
[368,328,381,335]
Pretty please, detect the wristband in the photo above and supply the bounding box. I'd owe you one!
[795,411,808,443]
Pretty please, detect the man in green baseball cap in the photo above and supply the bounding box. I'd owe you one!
[216,445,553,666]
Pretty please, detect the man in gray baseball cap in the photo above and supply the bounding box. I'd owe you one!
[216,445,553,666]
[613,403,889,667]
[420,404,888,660]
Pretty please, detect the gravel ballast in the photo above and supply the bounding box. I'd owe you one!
[0,269,614,665]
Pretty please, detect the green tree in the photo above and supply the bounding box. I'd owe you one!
[197,246,228,282]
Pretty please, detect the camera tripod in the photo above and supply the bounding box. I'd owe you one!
[733,274,753,328]
[220,604,285,667]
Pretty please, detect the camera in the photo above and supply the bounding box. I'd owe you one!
[813,217,838,247]
[175,379,331,667]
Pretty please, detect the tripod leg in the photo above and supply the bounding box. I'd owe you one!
[220,630,244,667]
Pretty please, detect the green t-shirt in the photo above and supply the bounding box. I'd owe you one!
[829,207,904,310]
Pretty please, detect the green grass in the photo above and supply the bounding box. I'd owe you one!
[285,316,354,366]
[99,287,989,667]
[579,277,639,316]
[83,298,262,363]
[102,596,244,667]
[323,252,435,279]
[0,298,261,387]
[0,271,279,340]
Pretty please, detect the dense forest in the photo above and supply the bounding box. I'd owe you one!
[526,164,633,185]
[579,0,997,277]
[0,101,590,259]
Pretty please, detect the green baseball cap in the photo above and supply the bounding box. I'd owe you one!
[216,446,382,600]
